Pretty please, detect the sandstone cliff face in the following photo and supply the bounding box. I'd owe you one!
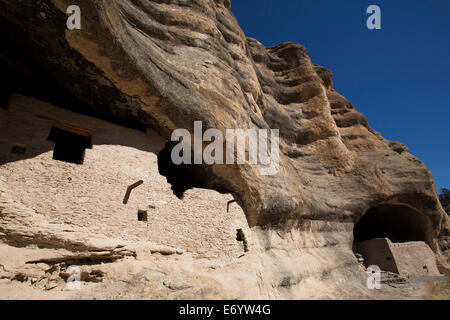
[0,0,448,299]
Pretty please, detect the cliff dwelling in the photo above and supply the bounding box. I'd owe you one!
[353,204,440,277]
[0,0,448,300]
[0,94,251,260]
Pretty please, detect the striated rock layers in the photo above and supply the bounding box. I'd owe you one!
[0,0,449,299]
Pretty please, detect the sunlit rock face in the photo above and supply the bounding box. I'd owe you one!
[0,0,448,299]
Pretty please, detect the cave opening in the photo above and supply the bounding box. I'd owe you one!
[157,142,199,198]
[47,123,93,165]
[353,204,432,245]
[157,141,229,199]
[352,204,441,276]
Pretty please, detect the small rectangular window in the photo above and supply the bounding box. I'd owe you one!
[47,122,93,164]
[236,229,245,242]
[138,210,148,222]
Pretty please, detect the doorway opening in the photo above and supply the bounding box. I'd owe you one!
[236,228,249,252]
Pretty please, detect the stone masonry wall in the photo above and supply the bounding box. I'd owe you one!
[354,238,398,273]
[0,94,250,259]
[389,241,441,277]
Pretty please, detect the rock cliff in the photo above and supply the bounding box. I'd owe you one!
[0,0,448,299]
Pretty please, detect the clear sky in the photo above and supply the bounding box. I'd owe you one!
[231,0,450,191]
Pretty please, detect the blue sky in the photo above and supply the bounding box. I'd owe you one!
[231,0,450,191]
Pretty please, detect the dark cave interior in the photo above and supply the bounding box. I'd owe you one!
[353,204,432,244]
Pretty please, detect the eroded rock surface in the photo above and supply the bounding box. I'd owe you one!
[0,0,448,299]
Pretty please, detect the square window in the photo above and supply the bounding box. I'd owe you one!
[138,210,148,222]
[47,122,93,164]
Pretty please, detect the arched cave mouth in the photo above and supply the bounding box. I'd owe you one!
[157,142,231,199]
[353,204,432,245]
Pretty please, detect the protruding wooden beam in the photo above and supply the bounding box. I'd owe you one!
[123,180,144,204]
[227,200,236,213]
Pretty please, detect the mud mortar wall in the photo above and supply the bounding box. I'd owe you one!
[0,94,250,259]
